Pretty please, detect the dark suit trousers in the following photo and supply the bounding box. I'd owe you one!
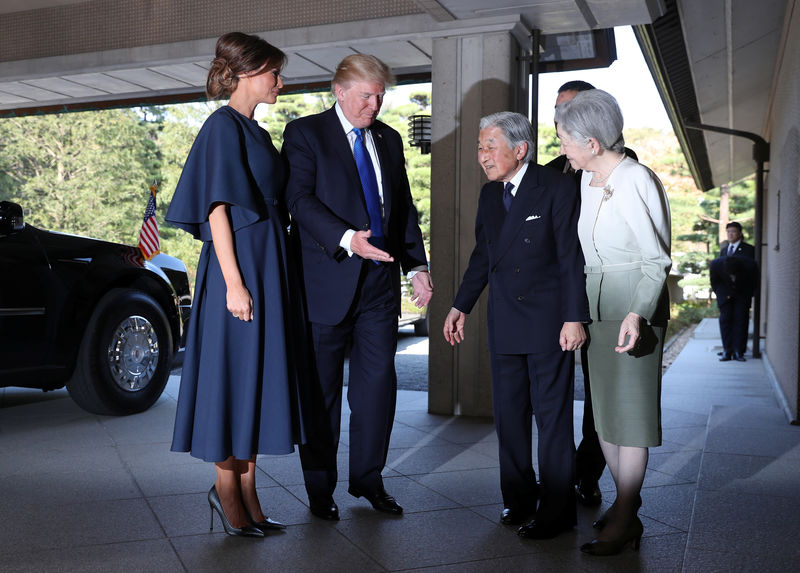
[719,296,750,356]
[576,345,606,484]
[299,262,398,502]
[489,349,576,524]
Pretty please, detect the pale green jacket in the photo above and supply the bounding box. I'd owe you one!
[578,158,672,326]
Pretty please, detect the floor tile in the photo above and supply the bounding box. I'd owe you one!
[171,521,384,573]
[0,498,164,553]
[334,507,532,570]
[0,539,183,573]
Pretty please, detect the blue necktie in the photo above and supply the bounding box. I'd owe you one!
[503,182,514,212]
[352,127,385,250]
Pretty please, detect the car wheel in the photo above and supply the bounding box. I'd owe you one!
[67,288,173,415]
[414,313,429,337]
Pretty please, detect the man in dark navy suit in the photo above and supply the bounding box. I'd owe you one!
[443,111,588,540]
[283,54,433,520]
[711,221,757,362]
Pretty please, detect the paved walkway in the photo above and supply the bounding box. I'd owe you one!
[1,319,798,571]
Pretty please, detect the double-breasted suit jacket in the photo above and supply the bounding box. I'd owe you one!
[453,164,588,353]
[452,162,588,520]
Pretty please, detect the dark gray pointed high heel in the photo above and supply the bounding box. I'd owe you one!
[208,486,265,538]
[244,507,287,531]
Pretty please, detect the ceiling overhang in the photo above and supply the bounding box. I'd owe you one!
[635,0,788,190]
[0,0,665,116]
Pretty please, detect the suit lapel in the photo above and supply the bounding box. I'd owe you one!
[493,166,541,260]
[322,107,369,214]
[371,124,393,223]
[483,181,506,244]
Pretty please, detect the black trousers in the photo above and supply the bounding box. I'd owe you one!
[489,348,576,524]
[576,345,606,484]
[299,262,398,503]
[719,297,750,356]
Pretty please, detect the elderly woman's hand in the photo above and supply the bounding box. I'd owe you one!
[615,312,641,353]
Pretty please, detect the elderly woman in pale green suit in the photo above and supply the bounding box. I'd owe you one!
[555,89,671,556]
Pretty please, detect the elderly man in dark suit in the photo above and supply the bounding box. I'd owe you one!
[711,221,757,361]
[283,54,433,521]
[443,111,588,539]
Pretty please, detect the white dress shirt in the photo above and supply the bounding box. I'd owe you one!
[335,103,384,254]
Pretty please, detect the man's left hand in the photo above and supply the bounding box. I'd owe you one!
[559,322,586,352]
[410,271,434,308]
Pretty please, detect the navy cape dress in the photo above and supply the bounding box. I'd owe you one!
[167,105,306,462]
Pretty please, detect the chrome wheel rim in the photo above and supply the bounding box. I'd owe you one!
[107,315,159,392]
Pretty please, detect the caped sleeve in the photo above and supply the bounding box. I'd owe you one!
[165,108,265,241]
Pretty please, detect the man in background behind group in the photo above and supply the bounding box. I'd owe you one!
[710,221,757,362]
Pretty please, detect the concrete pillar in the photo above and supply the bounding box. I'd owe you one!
[428,30,529,416]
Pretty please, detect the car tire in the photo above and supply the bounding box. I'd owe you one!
[414,313,429,337]
[67,288,173,415]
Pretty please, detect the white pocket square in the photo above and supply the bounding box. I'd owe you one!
[525,214,541,221]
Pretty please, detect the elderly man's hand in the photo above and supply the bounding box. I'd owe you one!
[410,271,433,308]
[559,322,586,351]
[443,307,466,346]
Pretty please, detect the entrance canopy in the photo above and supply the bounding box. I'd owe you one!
[0,0,661,112]
[0,0,790,217]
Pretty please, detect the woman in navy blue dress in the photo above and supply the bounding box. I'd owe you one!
[166,32,305,538]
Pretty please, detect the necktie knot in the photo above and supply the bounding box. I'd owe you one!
[728,244,734,256]
[503,182,514,212]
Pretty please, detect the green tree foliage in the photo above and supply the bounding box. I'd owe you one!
[537,123,561,165]
[0,87,432,287]
[0,109,158,242]
[535,123,756,311]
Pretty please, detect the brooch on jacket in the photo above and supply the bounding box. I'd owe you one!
[602,185,614,201]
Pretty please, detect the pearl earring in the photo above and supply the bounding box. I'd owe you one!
[591,149,596,155]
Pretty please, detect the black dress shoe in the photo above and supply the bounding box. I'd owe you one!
[517,518,574,540]
[719,354,732,362]
[348,487,403,514]
[309,499,339,521]
[734,354,746,362]
[501,507,532,525]
[575,480,602,507]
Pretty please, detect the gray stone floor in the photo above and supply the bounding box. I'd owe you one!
[1,318,798,572]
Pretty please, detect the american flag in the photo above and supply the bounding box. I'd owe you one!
[138,181,160,260]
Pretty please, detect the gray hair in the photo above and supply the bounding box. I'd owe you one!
[479,112,535,163]
[553,89,625,153]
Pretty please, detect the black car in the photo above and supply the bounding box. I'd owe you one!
[0,201,191,415]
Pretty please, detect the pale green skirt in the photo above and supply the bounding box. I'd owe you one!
[586,320,664,447]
